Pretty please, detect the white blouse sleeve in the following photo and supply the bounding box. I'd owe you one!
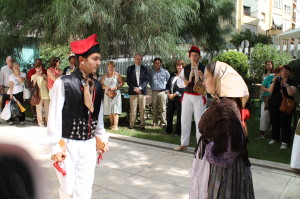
[176,70,186,88]
[46,78,65,155]
[95,99,109,143]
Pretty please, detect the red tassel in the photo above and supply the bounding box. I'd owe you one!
[240,109,250,127]
[53,162,66,176]
[180,92,185,103]
[202,96,206,105]
[97,153,103,164]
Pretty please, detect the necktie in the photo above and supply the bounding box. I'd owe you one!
[81,71,95,112]
[189,66,199,84]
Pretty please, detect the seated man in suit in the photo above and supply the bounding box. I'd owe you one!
[126,54,149,130]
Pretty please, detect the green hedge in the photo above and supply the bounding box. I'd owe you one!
[250,44,292,82]
[213,51,249,79]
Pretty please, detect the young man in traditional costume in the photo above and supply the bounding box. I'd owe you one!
[47,34,109,199]
[174,46,207,151]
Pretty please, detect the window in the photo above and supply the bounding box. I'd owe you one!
[243,6,251,16]
[242,24,257,35]
[273,0,282,9]
[284,5,291,15]
[272,14,283,30]
[261,12,265,23]
[283,20,291,31]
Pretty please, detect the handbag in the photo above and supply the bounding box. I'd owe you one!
[23,87,31,100]
[105,89,117,98]
[10,100,20,119]
[0,101,11,120]
[279,92,295,115]
[193,79,206,95]
[30,84,41,106]
[104,73,117,99]
[263,96,270,110]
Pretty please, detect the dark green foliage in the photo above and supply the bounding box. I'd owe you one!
[39,44,70,69]
[251,44,292,82]
[183,0,235,53]
[0,0,235,63]
[213,51,249,78]
[230,29,273,49]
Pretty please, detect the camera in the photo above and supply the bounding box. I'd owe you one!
[276,76,283,82]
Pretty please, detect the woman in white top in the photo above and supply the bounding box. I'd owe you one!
[8,62,26,125]
[101,61,124,130]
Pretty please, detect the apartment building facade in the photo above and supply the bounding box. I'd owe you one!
[235,0,300,45]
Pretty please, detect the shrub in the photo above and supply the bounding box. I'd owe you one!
[39,44,71,69]
[250,44,292,82]
[213,51,249,79]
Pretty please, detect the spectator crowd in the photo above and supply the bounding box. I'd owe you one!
[0,46,298,152]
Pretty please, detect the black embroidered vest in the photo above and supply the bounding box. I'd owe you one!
[61,69,103,140]
[183,63,205,93]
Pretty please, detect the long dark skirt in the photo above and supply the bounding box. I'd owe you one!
[190,154,255,199]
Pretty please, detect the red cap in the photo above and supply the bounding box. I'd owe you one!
[188,45,200,57]
[70,34,99,55]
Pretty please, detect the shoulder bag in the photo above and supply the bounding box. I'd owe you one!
[279,92,295,115]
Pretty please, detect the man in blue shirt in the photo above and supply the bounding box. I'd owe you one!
[149,58,170,127]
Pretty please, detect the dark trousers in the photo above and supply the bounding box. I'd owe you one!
[2,92,25,122]
[166,97,182,135]
[269,107,292,144]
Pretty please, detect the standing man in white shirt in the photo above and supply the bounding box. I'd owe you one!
[47,34,109,199]
[126,54,149,130]
[0,56,14,95]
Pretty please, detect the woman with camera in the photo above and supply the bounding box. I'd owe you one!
[267,65,297,149]
[101,61,124,130]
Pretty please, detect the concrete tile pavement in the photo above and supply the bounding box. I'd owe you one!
[0,122,300,199]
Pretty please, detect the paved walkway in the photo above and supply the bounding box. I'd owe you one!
[0,122,300,199]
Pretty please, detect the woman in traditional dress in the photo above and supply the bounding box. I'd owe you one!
[190,61,255,199]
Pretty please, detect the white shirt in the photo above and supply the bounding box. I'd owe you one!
[177,70,186,88]
[135,65,141,86]
[46,78,109,155]
[0,65,13,87]
[8,72,26,94]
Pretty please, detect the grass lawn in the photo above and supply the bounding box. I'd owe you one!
[246,100,293,164]
[106,99,295,164]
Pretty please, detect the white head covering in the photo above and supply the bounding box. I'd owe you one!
[210,61,249,108]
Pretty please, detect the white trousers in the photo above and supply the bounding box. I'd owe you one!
[259,102,270,131]
[56,138,97,199]
[181,94,206,146]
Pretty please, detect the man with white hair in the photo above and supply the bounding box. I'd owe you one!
[0,56,14,95]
